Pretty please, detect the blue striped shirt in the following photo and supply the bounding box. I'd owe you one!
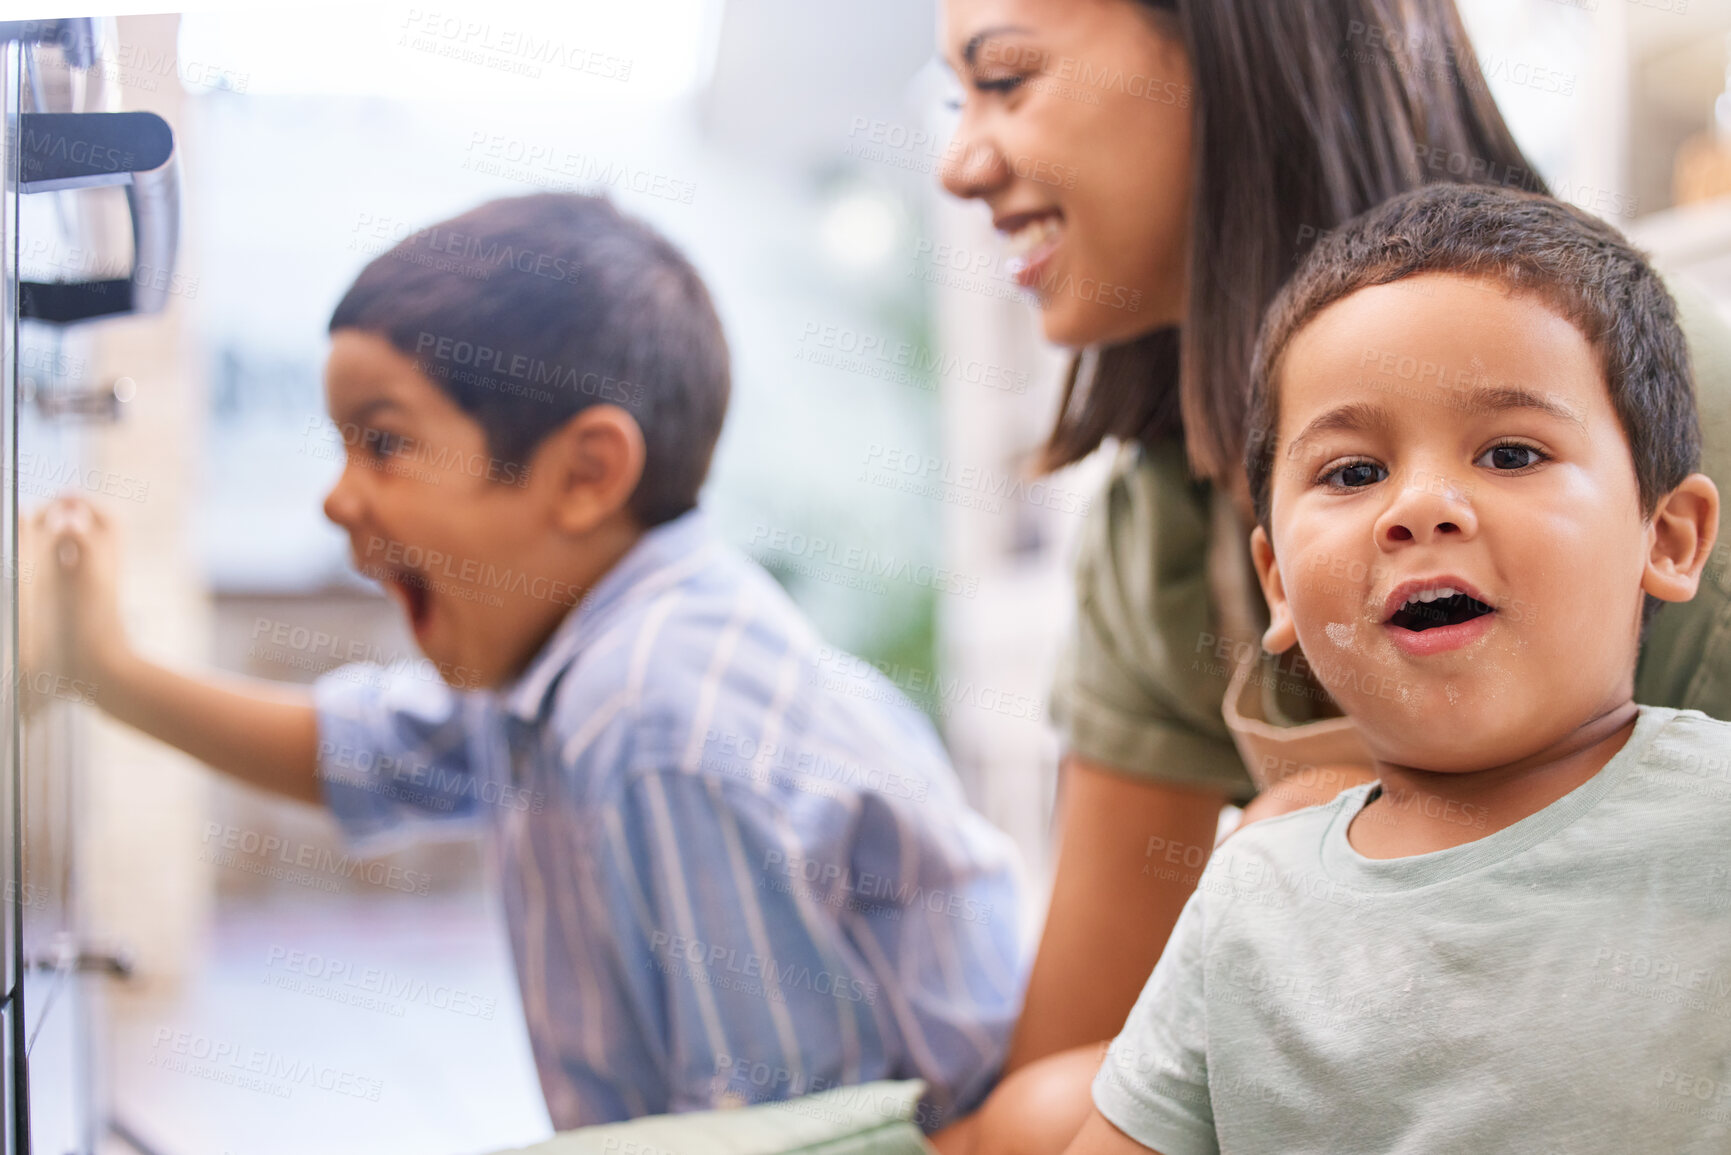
[313,508,1027,1130]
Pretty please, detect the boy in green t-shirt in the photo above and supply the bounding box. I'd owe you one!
[1075,184,1731,1154]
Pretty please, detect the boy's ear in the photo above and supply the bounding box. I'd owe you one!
[1642,472,1721,603]
[537,405,647,535]
[1249,525,1299,653]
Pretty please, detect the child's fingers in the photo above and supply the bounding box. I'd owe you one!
[43,507,83,570]
[48,494,97,533]
[23,503,69,569]
[42,496,104,572]
[74,497,108,532]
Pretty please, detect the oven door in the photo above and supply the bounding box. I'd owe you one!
[2,37,24,1151]
[1,19,178,1155]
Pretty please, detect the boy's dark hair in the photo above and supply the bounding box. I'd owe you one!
[330,193,730,528]
[1245,183,1698,630]
[1246,182,1701,525]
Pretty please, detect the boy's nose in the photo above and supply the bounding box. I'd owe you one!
[322,465,365,530]
[1375,475,1478,546]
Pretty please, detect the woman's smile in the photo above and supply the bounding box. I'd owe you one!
[997,208,1066,285]
[941,0,1193,345]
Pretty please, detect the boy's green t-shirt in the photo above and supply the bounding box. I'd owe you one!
[1051,275,1731,798]
[1093,705,1731,1155]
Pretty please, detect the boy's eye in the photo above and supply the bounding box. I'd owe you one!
[369,430,405,457]
[1322,460,1387,489]
[1478,443,1545,471]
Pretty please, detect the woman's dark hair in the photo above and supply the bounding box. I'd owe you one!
[330,193,730,528]
[1039,0,1547,492]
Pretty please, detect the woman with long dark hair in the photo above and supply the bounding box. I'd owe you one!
[928,1,1731,1150]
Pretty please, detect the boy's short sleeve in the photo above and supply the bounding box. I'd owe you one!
[1050,440,1253,797]
[1091,890,1216,1155]
[313,664,502,850]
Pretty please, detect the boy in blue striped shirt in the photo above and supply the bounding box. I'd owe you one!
[42,193,1025,1131]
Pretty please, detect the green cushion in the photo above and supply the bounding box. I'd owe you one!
[489,1080,937,1155]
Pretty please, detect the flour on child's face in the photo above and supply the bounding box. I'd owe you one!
[1324,622,1354,649]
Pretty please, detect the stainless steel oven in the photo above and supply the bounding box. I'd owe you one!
[1,18,177,1154]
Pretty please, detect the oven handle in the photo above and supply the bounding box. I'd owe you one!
[18,110,179,325]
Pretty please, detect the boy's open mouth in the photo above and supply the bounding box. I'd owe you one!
[385,568,432,631]
[1386,586,1494,632]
